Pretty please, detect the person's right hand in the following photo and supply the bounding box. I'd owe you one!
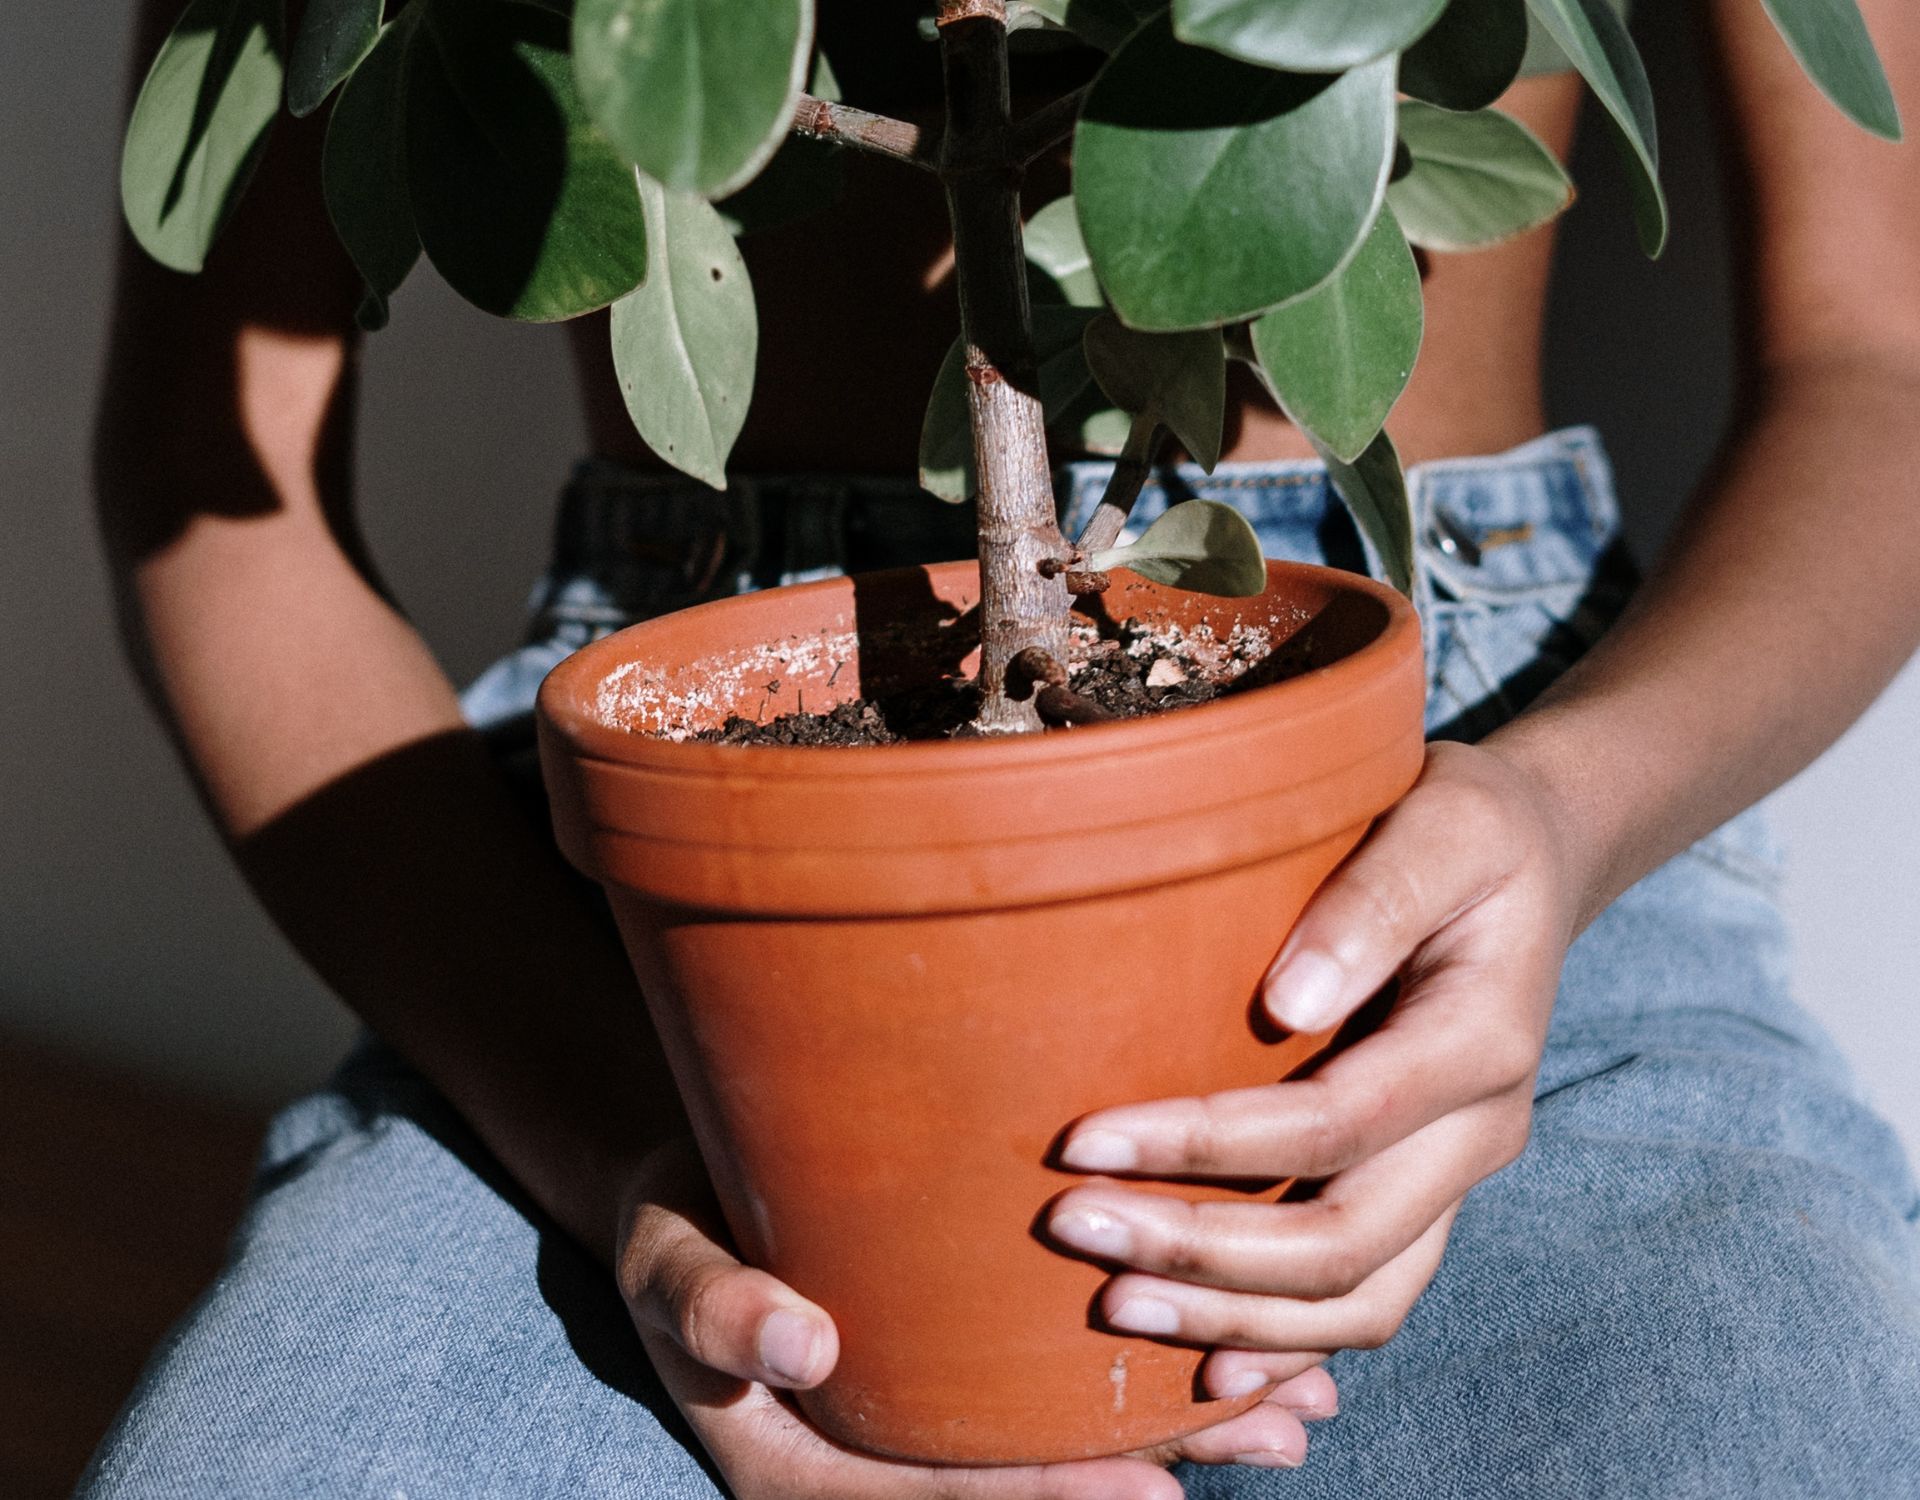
[616,1140,1340,1498]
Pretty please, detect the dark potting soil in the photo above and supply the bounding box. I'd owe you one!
[696,615,1328,747]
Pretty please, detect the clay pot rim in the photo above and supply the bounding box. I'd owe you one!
[538,558,1418,775]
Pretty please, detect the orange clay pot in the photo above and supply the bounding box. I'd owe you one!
[535,559,1423,1466]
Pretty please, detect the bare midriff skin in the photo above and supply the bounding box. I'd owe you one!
[98,4,1919,1494]
[571,77,1579,475]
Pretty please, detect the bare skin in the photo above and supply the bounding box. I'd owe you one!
[95,2,1920,1494]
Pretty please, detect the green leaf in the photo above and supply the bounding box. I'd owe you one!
[1086,500,1267,597]
[406,0,648,322]
[572,0,811,198]
[919,305,1100,504]
[1174,0,1447,70]
[323,13,418,326]
[610,181,757,490]
[1318,429,1416,594]
[286,0,379,116]
[1251,207,1422,463]
[1524,0,1665,255]
[1075,17,1396,331]
[1021,0,1163,51]
[1083,315,1226,469]
[1759,0,1901,140]
[1399,0,1528,111]
[1025,196,1102,308]
[120,0,285,274]
[1386,100,1573,251]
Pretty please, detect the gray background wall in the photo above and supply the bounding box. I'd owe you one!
[3,4,1915,1150]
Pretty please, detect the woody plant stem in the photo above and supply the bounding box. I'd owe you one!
[791,2,1076,732]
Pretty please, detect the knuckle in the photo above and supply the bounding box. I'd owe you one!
[1478,1025,1540,1096]
[1179,1092,1240,1172]
[666,1262,737,1362]
[1294,1085,1365,1176]
[1294,1210,1370,1299]
[1346,1300,1409,1350]
[1153,1202,1218,1281]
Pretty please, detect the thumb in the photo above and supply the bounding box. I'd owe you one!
[616,1159,839,1391]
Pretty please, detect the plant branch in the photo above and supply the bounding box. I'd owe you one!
[938,0,1072,734]
[1009,648,1115,726]
[790,95,941,171]
[1073,412,1163,555]
[1009,85,1088,167]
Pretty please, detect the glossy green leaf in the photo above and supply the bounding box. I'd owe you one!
[1021,0,1163,51]
[287,0,378,116]
[572,0,811,198]
[322,13,418,327]
[1173,0,1447,70]
[610,181,757,489]
[1076,18,1396,331]
[1251,207,1422,463]
[1086,500,1266,597]
[1025,197,1102,308]
[1399,0,1528,111]
[120,0,285,274]
[1760,0,1901,140]
[1318,429,1415,594]
[1083,315,1225,469]
[406,0,648,322]
[1524,0,1664,255]
[1386,101,1573,250]
[919,306,1100,504]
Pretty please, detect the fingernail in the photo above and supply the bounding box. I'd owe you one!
[1108,1294,1181,1335]
[758,1308,824,1385]
[1263,949,1347,1034]
[1047,1202,1133,1258]
[1059,1129,1139,1173]
[1216,1369,1268,1399]
[1230,1450,1303,1469]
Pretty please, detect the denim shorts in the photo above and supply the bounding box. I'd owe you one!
[80,428,1920,1498]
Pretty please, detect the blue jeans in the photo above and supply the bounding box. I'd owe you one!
[79,430,1920,1497]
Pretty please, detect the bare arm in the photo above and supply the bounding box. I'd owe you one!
[1042,0,1920,1392]
[95,8,681,1256]
[1492,0,1920,920]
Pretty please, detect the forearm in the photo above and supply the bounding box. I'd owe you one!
[1488,353,1920,927]
[95,81,684,1257]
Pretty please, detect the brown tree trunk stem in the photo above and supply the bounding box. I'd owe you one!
[937,0,1070,734]
[790,95,940,171]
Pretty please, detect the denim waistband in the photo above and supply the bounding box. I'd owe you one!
[463,426,1634,758]
[526,425,1621,631]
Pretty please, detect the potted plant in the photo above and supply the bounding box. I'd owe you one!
[118,0,1898,1468]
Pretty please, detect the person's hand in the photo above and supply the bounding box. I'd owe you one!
[1043,740,1577,1393]
[616,1140,1342,1498]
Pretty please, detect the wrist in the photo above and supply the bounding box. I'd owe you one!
[1475,704,1638,936]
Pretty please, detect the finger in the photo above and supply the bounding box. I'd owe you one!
[1194,1347,1327,1402]
[1264,1364,1339,1420]
[647,1331,1189,1500]
[1260,746,1562,1036]
[618,1191,838,1390]
[1049,1099,1523,1298]
[1165,1400,1309,1469]
[1057,958,1541,1184]
[1099,1207,1458,1353]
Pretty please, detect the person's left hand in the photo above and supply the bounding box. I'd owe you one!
[1043,740,1582,1395]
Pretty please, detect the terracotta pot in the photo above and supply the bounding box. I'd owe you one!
[536,559,1423,1465]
